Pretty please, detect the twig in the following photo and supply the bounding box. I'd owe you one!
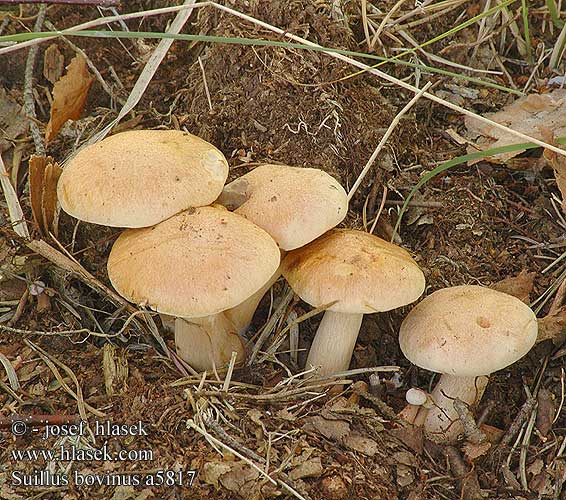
[25,339,105,418]
[0,351,20,390]
[453,398,486,444]
[187,419,307,500]
[519,402,538,490]
[489,397,536,458]
[205,417,265,463]
[0,145,30,239]
[348,82,432,201]
[353,381,406,424]
[197,56,213,112]
[23,3,46,155]
[222,351,238,392]
[7,289,29,327]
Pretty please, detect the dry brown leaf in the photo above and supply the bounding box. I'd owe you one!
[302,415,350,441]
[43,44,65,84]
[42,161,62,236]
[462,440,491,462]
[45,54,94,143]
[288,457,323,480]
[29,155,62,237]
[536,388,555,438]
[321,476,348,499]
[540,127,566,213]
[342,433,378,457]
[537,307,566,345]
[465,89,566,163]
[491,270,535,303]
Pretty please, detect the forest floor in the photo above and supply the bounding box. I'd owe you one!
[0,1,565,499]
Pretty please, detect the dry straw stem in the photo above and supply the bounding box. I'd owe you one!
[0,155,29,239]
[348,82,432,200]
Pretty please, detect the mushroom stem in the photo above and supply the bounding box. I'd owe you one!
[423,374,489,443]
[174,315,245,372]
[305,311,363,377]
[224,258,285,333]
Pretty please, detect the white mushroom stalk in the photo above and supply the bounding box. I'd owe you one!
[305,311,363,376]
[175,316,245,372]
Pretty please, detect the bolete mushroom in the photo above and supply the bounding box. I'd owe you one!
[282,229,425,378]
[399,285,538,443]
[107,206,280,371]
[218,164,348,332]
[58,130,228,228]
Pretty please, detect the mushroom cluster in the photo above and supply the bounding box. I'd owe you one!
[58,129,349,372]
[58,128,540,446]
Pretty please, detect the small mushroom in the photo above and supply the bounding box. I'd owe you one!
[58,130,228,228]
[282,229,425,378]
[218,164,348,332]
[107,206,280,371]
[399,285,538,443]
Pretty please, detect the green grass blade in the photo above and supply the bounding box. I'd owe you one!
[392,137,566,241]
[0,29,522,96]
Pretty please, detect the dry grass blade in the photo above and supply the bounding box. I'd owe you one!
[0,351,20,390]
[0,153,30,239]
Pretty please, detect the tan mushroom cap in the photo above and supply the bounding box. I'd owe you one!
[282,229,425,314]
[216,164,348,250]
[399,285,538,377]
[107,206,280,318]
[58,130,229,228]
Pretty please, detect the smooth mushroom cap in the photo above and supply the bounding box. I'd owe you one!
[107,206,280,317]
[399,285,538,377]
[282,229,425,314]
[216,164,348,250]
[58,130,229,227]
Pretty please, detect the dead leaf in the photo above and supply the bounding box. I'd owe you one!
[0,87,28,153]
[491,270,535,303]
[321,476,348,499]
[45,54,93,143]
[29,155,62,237]
[540,127,566,213]
[462,440,491,461]
[537,307,566,345]
[302,415,350,441]
[288,457,323,480]
[390,425,424,454]
[536,388,555,437]
[465,89,566,163]
[43,44,65,84]
[342,433,378,457]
